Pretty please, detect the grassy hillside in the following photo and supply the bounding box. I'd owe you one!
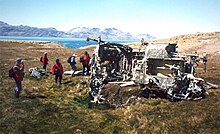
[0,33,220,133]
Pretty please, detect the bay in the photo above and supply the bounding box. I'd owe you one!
[0,36,137,49]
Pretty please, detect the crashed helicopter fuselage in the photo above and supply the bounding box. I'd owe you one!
[133,43,206,101]
[88,38,206,105]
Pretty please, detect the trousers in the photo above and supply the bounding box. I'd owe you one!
[55,75,62,84]
[15,80,22,96]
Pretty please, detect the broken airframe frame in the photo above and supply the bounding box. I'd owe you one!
[88,37,208,105]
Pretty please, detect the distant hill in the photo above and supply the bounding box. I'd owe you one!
[136,34,156,40]
[150,31,220,46]
[67,27,136,40]
[0,21,66,37]
[0,21,156,40]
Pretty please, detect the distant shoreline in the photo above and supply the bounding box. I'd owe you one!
[0,39,50,43]
[0,40,100,51]
[0,40,65,48]
[0,36,136,49]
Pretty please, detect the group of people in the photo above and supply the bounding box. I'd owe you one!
[67,51,91,75]
[10,51,91,98]
[184,51,208,75]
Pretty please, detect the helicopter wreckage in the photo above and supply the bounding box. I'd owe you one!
[87,37,216,107]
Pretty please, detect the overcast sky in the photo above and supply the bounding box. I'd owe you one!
[0,0,220,38]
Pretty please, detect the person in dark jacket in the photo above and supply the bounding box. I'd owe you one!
[41,52,49,71]
[80,51,91,75]
[13,58,24,98]
[67,54,77,72]
[202,52,208,73]
[52,59,63,85]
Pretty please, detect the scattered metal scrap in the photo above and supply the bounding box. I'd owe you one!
[87,37,215,106]
[28,67,46,79]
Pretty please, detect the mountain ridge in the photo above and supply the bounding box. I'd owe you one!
[0,21,156,40]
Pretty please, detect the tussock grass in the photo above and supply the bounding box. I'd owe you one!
[0,39,220,133]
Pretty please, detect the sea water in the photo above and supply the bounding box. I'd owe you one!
[0,36,137,49]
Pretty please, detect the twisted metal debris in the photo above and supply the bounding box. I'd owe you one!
[88,37,209,106]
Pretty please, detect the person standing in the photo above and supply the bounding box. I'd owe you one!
[80,51,91,75]
[52,59,63,85]
[185,58,195,75]
[67,54,77,72]
[141,38,145,46]
[12,58,24,98]
[40,52,49,71]
[202,52,208,73]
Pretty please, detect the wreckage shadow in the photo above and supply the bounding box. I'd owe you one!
[18,94,47,99]
[144,90,168,99]
[62,80,78,86]
[23,90,47,99]
[63,81,72,84]
[86,92,169,110]
[87,99,117,109]
[25,95,47,99]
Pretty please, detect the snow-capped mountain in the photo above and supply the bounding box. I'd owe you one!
[136,34,157,40]
[68,27,154,40]
[0,21,156,40]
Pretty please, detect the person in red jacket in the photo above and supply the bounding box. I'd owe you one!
[80,51,91,75]
[52,59,63,85]
[13,58,24,98]
[40,52,49,71]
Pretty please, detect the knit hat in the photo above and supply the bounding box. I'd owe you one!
[56,59,59,63]
[16,58,22,63]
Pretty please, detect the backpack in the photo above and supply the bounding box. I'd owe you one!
[67,57,71,63]
[80,56,84,63]
[40,57,43,62]
[68,56,75,63]
[9,67,15,78]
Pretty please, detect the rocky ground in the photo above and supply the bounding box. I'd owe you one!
[0,32,220,133]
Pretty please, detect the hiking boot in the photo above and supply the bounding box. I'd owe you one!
[15,91,19,98]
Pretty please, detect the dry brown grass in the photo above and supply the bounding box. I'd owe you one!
[0,32,220,133]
